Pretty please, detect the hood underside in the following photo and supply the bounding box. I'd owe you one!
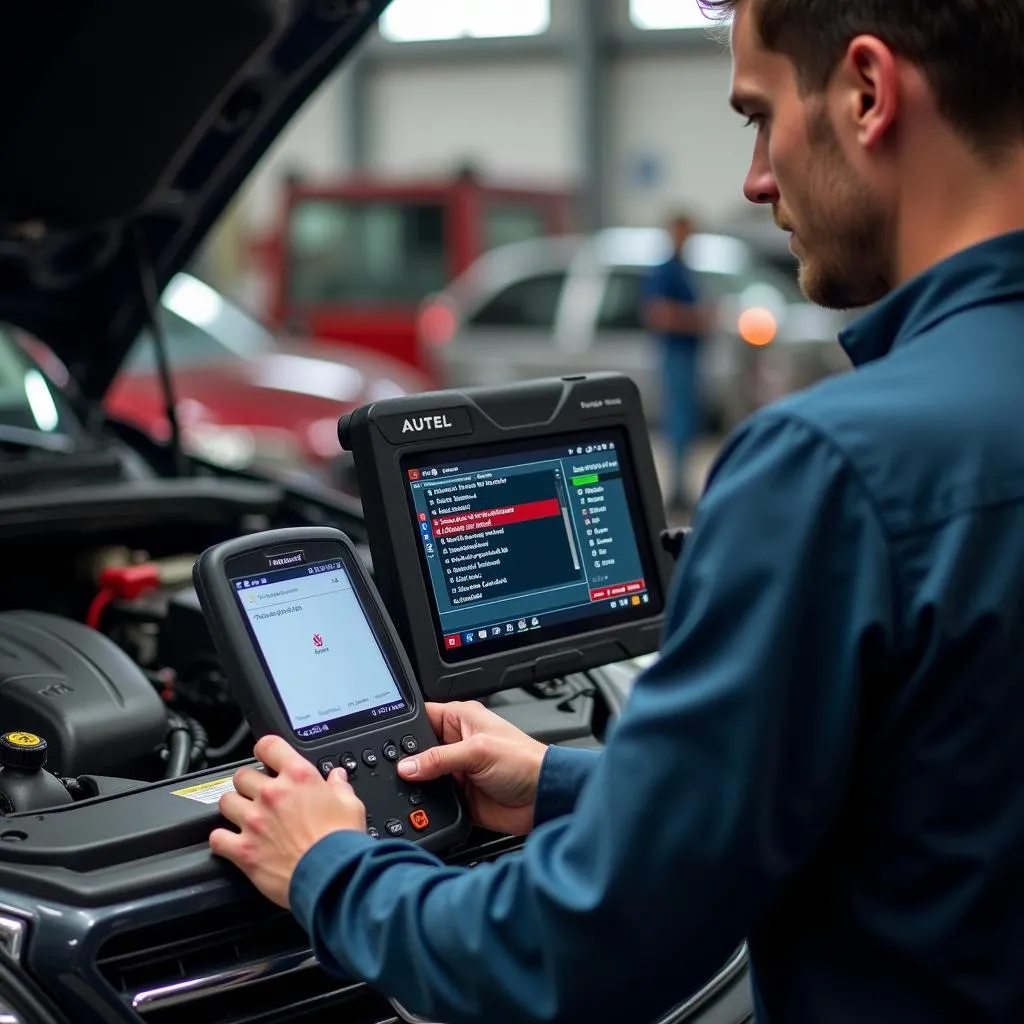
[0,0,389,400]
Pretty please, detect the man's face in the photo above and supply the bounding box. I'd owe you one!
[670,218,693,250]
[729,4,894,309]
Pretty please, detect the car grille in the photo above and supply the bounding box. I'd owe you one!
[94,833,523,1024]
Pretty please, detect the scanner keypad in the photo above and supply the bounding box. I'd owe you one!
[316,735,451,843]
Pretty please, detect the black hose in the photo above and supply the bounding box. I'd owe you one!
[206,719,251,761]
[163,712,192,779]
[181,713,209,768]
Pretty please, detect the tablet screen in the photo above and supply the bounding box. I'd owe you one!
[401,428,664,663]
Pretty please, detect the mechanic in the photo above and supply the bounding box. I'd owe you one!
[211,2,1024,1021]
[642,211,712,512]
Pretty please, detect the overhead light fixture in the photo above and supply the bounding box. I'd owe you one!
[630,0,715,30]
[380,0,549,42]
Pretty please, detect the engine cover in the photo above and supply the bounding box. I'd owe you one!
[0,611,167,777]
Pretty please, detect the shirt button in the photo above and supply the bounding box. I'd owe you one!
[400,734,419,756]
[362,748,379,768]
[382,741,400,762]
[384,818,405,838]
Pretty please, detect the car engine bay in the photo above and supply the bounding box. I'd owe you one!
[0,473,617,809]
[0,474,752,1024]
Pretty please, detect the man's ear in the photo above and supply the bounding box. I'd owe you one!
[837,34,899,149]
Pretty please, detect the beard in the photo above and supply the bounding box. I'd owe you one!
[779,104,894,310]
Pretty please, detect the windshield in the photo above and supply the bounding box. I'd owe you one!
[0,326,80,437]
[286,198,449,306]
[124,273,276,374]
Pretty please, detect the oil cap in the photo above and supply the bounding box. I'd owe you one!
[0,732,48,771]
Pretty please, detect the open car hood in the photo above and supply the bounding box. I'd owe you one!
[0,0,389,401]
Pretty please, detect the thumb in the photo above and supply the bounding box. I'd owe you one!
[398,738,485,782]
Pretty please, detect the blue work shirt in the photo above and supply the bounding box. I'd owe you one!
[291,231,1024,1024]
[644,253,701,352]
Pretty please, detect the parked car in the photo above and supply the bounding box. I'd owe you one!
[0,4,752,1024]
[420,227,852,432]
[19,273,427,495]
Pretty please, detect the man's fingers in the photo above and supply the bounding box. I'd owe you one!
[253,734,297,772]
[423,702,448,739]
[398,736,486,782]
[327,767,354,792]
[209,826,244,862]
[232,766,269,799]
[218,790,253,827]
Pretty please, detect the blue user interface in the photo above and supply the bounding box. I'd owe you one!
[403,431,660,662]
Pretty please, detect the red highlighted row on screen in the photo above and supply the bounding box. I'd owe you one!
[589,579,646,602]
[430,498,561,538]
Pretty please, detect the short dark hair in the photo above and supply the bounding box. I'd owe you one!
[698,0,1024,157]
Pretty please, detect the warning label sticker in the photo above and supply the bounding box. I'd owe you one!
[172,776,236,805]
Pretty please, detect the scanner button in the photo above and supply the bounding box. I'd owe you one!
[367,826,381,840]
[408,790,424,806]
[400,735,419,756]
[317,757,337,778]
[362,748,379,768]
[384,819,405,838]
[409,809,430,832]
[382,741,400,762]
[340,752,358,774]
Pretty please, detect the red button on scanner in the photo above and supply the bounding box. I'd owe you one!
[409,809,430,832]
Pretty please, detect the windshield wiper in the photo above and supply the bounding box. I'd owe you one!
[0,423,76,455]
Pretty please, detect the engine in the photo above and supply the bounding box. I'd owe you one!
[0,543,255,811]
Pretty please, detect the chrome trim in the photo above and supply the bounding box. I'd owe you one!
[0,915,26,962]
[656,944,750,1023]
[131,949,332,1011]
[390,997,441,1024]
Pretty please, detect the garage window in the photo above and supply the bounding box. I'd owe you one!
[629,0,717,30]
[380,0,550,41]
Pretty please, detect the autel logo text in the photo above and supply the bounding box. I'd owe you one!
[402,414,454,434]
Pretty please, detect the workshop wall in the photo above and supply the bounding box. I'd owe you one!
[366,60,576,185]
[234,1,756,237]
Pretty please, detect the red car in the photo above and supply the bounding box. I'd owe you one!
[25,274,430,493]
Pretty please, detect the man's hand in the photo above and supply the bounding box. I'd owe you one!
[210,735,366,907]
[398,701,547,835]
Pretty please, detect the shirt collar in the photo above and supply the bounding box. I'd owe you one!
[839,230,1024,367]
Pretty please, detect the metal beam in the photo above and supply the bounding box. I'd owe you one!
[574,0,605,230]
[342,45,371,170]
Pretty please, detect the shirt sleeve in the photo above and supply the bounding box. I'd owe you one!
[289,411,898,1024]
[642,260,671,303]
[532,745,601,825]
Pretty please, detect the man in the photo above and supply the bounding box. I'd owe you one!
[211,2,1024,1021]
[643,212,711,510]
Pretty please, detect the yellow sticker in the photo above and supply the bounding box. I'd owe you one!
[5,732,42,747]
[171,776,237,805]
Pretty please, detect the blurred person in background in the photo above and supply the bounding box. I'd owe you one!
[642,211,713,511]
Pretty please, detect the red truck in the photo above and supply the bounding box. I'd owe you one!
[249,170,577,377]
